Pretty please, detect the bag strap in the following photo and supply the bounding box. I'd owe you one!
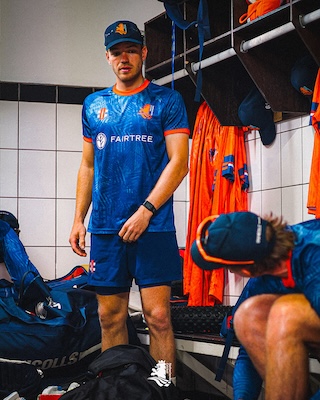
[215,325,235,382]
[162,0,197,30]
[160,0,211,101]
[18,271,52,310]
[239,12,249,24]
[194,0,211,102]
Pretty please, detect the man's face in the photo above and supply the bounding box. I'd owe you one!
[106,42,147,86]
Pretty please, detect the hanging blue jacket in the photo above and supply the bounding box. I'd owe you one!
[0,220,40,299]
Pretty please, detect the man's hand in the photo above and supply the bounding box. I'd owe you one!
[118,206,152,242]
[69,222,87,256]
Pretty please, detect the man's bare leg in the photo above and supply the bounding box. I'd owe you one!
[140,285,176,375]
[97,292,130,352]
[265,294,320,400]
[235,293,320,400]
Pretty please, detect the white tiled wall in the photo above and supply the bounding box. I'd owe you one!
[0,100,89,279]
[174,148,191,249]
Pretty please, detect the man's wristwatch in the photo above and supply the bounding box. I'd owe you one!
[142,200,157,215]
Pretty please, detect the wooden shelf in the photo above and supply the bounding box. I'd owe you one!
[144,0,320,127]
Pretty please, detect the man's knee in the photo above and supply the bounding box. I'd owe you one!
[144,305,171,333]
[234,294,280,341]
[99,313,126,333]
[234,296,266,330]
[98,305,127,333]
[267,294,315,339]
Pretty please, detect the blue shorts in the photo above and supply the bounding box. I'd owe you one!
[88,232,182,294]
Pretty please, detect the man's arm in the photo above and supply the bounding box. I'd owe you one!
[69,140,94,256]
[118,132,189,242]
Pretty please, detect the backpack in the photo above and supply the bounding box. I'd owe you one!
[0,358,43,400]
[60,344,176,400]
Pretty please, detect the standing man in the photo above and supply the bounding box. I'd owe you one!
[69,20,190,380]
[191,211,320,400]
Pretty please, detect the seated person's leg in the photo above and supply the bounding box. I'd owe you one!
[233,293,281,378]
[265,293,320,400]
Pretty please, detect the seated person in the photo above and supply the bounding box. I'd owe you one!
[0,210,50,307]
[191,211,320,400]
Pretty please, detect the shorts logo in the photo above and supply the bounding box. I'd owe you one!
[138,104,154,120]
[115,23,127,35]
[89,259,96,273]
[96,133,107,150]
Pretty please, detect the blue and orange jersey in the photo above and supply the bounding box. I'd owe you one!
[82,79,190,234]
[307,69,320,217]
[310,69,320,131]
[184,102,249,306]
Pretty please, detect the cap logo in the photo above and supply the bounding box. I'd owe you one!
[115,23,128,36]
[300,86,313,96]
[256,217,262,244]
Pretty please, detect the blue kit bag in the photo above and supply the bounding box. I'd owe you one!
[0,266,102,383]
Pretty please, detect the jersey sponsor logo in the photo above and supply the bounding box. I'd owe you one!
[96,133,107,150]
[110,134,153,143]
[115,23,127,36]
[98,107,108,120]
[138,104,154,120]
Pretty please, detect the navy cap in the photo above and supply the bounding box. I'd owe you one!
[0,210,19,230]
[291,54,318,97]
[238,87,276,146]
[191,212,274,271]
[104,20,144,50]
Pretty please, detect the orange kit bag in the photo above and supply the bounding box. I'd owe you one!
[239,0,282,23]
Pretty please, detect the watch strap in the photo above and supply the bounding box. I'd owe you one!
[142,200,157,214]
